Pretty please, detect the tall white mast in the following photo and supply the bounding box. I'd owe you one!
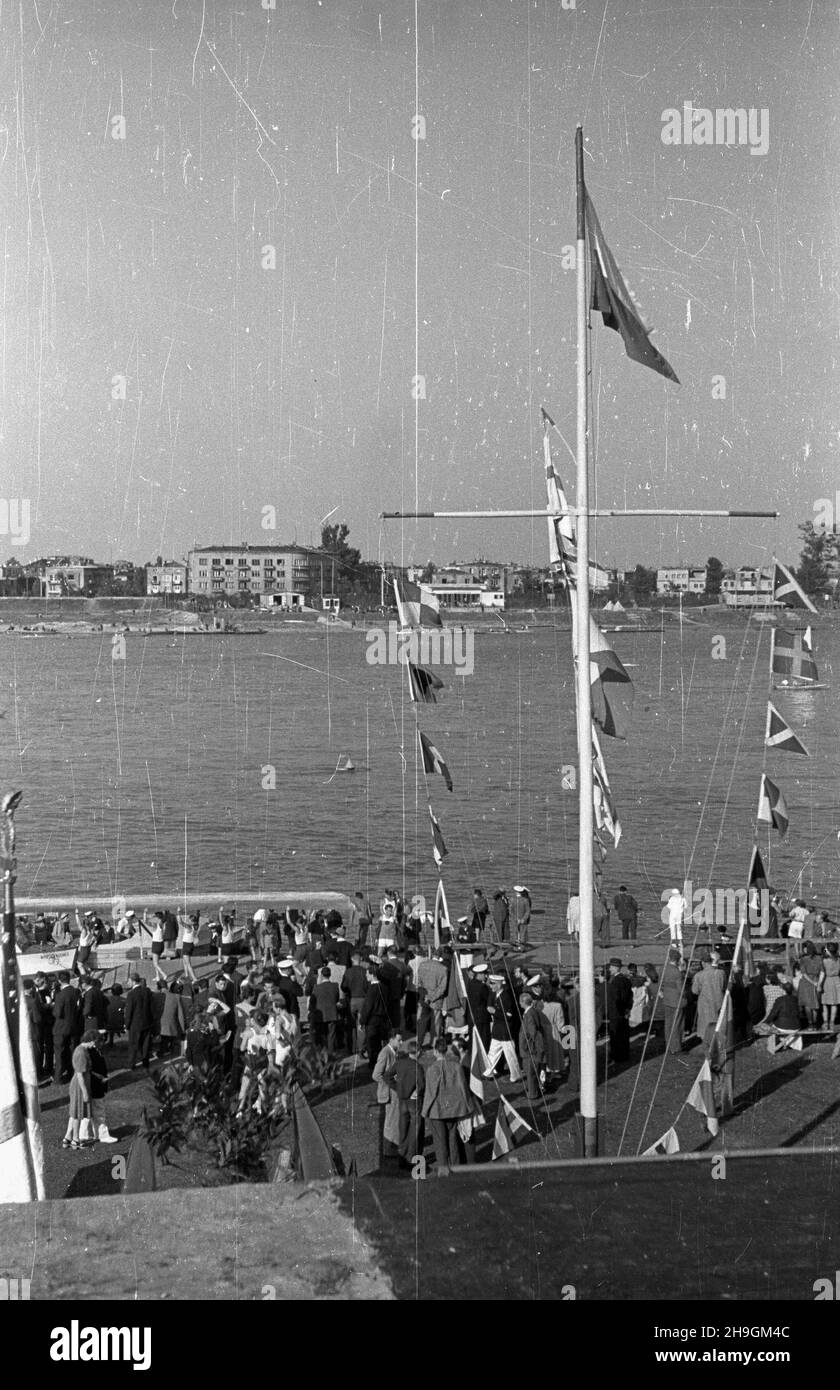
[574,125,598,1158]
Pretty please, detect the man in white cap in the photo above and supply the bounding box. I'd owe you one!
[667,888,687,954]
[114,908,138,940]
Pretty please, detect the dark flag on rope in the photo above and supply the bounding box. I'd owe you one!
[765,702,808,756]
[757,774,789,837]
[585,191,679,384]
[429,804,448,869]
[418,729,453,791]
[407,662,444,704]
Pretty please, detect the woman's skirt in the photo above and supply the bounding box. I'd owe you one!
[822,975,840,1006]
[798,975,820,1010]
[67,1075,89,1121]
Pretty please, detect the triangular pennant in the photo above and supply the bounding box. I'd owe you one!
[687,1058,719,1136]
[642,1126,680,1156]
[757,773,789,837]
[765,702,808,756]
[771,558,818,614]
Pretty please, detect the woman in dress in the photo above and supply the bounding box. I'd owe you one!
[797,941,824,1029]
[62,1028,98,1150]
[822,944,840,1031]
[513,886,532,949]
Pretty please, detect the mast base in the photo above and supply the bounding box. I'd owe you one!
[577,1113,600,1158]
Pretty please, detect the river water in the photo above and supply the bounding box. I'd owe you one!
[1,617,838,931]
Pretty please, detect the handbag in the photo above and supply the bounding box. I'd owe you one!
[79,1111,95,1142]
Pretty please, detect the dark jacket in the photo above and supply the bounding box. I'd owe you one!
[342,965,368,1000]
[359,981,390,1030]
[160,993,187,1038]
[391,1054,425,1103]
[490,986,519,1042]
[274,976,301,1018]
[421,1053,471,1120]
[83,986,109,1030]
[52,984,83,1039]
[312,981,340,1024]
[605,973,633,1023]
[465,978,491,1034]
[613,891,638,922]
[519,1002,548,1065]
[766,993,801,1031]
[124,983,155,1035]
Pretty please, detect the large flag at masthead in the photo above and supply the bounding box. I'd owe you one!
[584,192,679,383]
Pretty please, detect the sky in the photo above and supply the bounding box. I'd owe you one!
[1,0,837,575]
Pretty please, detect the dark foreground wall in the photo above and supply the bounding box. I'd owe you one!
[0,1149,835,1301]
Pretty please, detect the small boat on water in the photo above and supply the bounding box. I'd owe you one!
[335,754,355,773]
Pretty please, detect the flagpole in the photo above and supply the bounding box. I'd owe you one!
[574,126,598,1159]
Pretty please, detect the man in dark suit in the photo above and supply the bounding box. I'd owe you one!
[125,973,155,1070]
[52,971,83,1082]
[360,969,391,1069]
[605,958,633,1065]
[311,967,341,1057]
[465,963,492,1049]
[33,972,54,1080]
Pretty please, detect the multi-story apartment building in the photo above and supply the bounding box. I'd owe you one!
[42,558,113,597]
[145,561,188,596]
[187,544,318,602]
[723,565,776,608]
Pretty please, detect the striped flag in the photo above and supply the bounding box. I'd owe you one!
[418,729,453,791]
[687,1058,719,1137]
[407,662,444,704]
[0,953,45,1202]
[642,1126,680,1156]
[585,191,679,383]
[542,410,578,576]
[429,804,448,869]
[746,843,770,939]
[395,577,443,629]
[433,878,451,949]
[592,728,622,848]
[765,702,808,756]
[492,1095,536,1158]
[469,1026,491,1101]
[757,773,789,837]
[771,559,818,614]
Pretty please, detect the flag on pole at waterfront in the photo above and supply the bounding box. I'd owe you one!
[406,662,444,704]
[746,843,770,939]
[429,804,448,869]
[642,1126,680,1156]
[687,1059,719,1137]
[394,577,443,629]
[469,1028,491,1101]
[771,559,818,614]
[765,702,808,756]
[492,1095,536,1159]
[584,191,679,383]
[433,878,450,949]
[418,729,453,791]
[589,619,634,738]
[0,954,45,1203]
[757,773,789,837]
[592,727,622,848]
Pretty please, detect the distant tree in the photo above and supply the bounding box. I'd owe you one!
[626,565,657,604]
[705,556,724,597]
[419,561,435,584]
[319,523,363,599]
[796,521,838,596]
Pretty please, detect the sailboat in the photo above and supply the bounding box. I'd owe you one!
[771,626,827,691]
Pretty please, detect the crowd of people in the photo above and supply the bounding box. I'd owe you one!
[18,877,840,1167]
